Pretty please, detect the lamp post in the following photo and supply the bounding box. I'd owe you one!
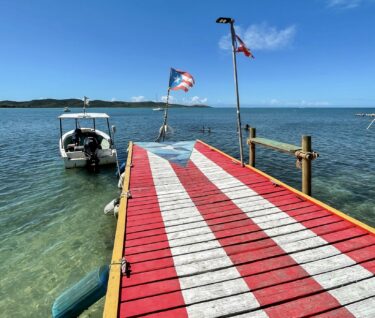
[216,17,244,167]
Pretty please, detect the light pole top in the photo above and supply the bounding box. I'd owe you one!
[216,17,234,24]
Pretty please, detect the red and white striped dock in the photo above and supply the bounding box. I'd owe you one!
[104,140,375,318]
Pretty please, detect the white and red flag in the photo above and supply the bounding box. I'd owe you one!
[169,68,195,92]
[235,35,255,58]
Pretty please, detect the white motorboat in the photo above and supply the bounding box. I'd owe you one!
[153,107,163,111]
[63,107,71,112]
[58,112,118,169]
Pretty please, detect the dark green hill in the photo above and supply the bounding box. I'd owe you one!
[0,99,210,108]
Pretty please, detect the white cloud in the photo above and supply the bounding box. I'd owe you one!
[218,33,233,51]
[327,0,362,9]
[219,23,296,51]
[131,96,145,102]
[181,96,208,105]
[299,100,331,106]
[161,95,175,103]
[261,98,331,107]
[269,98,280,105]
[190,96,208,104]
[111,97,116,102]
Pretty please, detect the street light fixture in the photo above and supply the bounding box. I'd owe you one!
[216,17,245,167]
[216,17,234,24]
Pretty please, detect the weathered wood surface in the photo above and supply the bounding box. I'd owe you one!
[248,137,301,154]
[104,140,375,318]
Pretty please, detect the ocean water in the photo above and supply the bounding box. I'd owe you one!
[0,107,374,317]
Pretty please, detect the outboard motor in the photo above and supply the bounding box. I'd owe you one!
[84,137,100,171]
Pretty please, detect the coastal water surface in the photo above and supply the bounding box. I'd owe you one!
[0,107,374,317]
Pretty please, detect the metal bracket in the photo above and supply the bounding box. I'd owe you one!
[271,180,280,187]
[121,257,132,278]
[121,191,132,199]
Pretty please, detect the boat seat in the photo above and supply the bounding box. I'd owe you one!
[67,144,75,152]
[67,144,84,152]
[74,146,85,151]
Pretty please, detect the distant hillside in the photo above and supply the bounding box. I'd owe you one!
[0,99,211,108]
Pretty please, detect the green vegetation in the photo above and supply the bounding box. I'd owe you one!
[0,98,210,108]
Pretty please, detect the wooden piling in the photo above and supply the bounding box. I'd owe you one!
[249,127,256,167]
[302,135,312,196]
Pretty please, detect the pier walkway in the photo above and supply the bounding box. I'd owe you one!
[104,140,375,318]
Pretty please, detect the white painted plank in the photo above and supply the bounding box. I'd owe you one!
[314,264,372,288]
[329,277,375,305]
[191,148,372,315]
[179,267,242,289]
[186,293,268,318]
[345,297,375,317]
[305,253,355,275]
[147,151,268,317]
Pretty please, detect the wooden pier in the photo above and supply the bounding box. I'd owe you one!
[104,140,375,318]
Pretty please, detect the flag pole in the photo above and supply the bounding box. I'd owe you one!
[156,68,172,142]
[229,20,244,167]
[161,88,171,141]
[83,96,88,115]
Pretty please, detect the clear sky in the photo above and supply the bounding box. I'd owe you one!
[0,0,374,107]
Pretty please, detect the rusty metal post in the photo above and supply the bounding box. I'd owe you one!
[249,127,256,167]
[302,135,312,195]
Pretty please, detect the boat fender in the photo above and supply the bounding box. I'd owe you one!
[51,265,109,318]
[114,204,120,218]
[116,162,126,177]
[118,172,125,189]
[104,198,120,215]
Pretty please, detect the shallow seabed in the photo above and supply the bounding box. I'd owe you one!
[0,107,374,317]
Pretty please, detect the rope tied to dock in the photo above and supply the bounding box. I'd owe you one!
[120,190,132,199]
[294,150,319,169]
[110,257,132,278]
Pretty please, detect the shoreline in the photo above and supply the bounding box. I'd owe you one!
[0,98,210,109]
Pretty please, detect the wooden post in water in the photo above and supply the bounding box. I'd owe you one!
[302,135,312,196]
[249,127,256,167]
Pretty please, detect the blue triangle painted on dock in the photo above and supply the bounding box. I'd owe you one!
[135,141,196,167]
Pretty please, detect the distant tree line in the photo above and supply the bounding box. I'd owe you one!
[0,98,210,108]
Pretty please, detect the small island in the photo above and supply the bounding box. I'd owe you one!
[0,98,210,109]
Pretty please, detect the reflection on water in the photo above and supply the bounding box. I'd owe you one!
[0,107,374,317]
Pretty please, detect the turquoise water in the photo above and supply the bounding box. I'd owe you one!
[0,107,374,317]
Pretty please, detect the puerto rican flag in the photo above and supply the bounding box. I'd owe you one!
[236,35,255,58]
[169,68,195,92]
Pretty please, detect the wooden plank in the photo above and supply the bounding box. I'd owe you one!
[119,145,187,318]
[248,137,301,154]
[145,150,267,318]
[172,155,361,317]
[110,140,375,317]
[197,139,375,235]
[103,142,133,318]
[191,146,375,315]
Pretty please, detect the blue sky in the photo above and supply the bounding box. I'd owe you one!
[0,0,374,107]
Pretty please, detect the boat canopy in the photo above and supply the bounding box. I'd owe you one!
[58,113,110,119]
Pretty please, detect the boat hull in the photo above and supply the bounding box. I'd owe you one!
[61,149,117,169]
[59,128,117,169]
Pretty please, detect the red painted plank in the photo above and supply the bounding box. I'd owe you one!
[264,292,354,318]
[195,141,375,267]
[119,290,185,317]
[119,145,188,318]
[117,142,374,318]
[172,157,353,317]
